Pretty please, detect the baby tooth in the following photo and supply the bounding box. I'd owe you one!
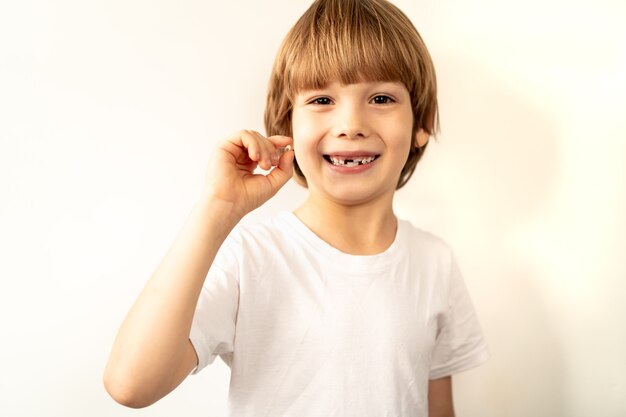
[277,145,292,157]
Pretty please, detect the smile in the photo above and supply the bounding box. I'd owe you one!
[323,155,380,167]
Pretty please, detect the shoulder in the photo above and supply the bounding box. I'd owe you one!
[398,219,455,261]
[210,212,294,277]
[396,219,461,291]
[217,211,299,263]
[227,211,294,247]
[212,211,315,280]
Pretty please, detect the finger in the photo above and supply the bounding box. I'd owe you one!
[255,132,289,170]
[255,133,277,170]
[266,135,293,147]
[278,145,295,172]
[241,130,275,170]
[236,130,263,163]
[266,135,293,166]
[265,147,294,192]
[226,130,288,170]
[224,130,255,161]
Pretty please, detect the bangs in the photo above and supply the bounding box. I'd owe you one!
[283,0,422,97]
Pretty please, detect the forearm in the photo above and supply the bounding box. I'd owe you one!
[104,197,241,406]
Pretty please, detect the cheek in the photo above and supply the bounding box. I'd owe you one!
[291,114,319,159]
[293,140,318,178]
[290,125,311,176]
[291,127,307,163]
[389,114,415,154]
[384,124,412,150]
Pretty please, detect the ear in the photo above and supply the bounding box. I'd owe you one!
[414,128,430,148]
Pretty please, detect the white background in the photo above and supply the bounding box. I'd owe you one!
[1,1,625,416]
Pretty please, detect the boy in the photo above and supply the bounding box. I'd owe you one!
[104,0,489,416]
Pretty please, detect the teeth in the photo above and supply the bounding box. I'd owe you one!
[329,155,376,167]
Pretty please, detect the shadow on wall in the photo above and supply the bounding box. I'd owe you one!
[431,53,567,417]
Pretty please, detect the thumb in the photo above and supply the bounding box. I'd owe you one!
[265,149,294,192]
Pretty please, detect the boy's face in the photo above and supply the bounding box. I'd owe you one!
[292,81,427,206]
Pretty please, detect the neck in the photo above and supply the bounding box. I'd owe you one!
[294,193,397,255]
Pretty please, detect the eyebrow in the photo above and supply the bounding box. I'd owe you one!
[300,81,404,93]
[294,80,408,102]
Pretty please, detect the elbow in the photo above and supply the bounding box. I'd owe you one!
[103,367,155,409]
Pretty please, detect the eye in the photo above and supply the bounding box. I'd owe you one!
[371,95,395,104]
[310,96,333,105]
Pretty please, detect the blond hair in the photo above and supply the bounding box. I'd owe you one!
[264,0,439,188]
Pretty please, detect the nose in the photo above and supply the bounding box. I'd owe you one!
[331,101,371,139]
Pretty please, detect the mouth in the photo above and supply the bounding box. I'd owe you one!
[323,154,380,167]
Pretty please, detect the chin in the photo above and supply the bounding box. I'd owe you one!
[325,185,393,207]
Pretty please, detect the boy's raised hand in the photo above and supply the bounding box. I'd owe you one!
[202,130,294,219]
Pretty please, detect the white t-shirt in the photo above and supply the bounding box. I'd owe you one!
[190,211,489,417]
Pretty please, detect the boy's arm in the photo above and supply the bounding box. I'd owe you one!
[103,131,293,408]
[428,376,455,417]
[103,198,239,408]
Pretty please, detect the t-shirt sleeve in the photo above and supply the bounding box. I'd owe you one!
[429,251,490,380]
[188,234,240,375]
